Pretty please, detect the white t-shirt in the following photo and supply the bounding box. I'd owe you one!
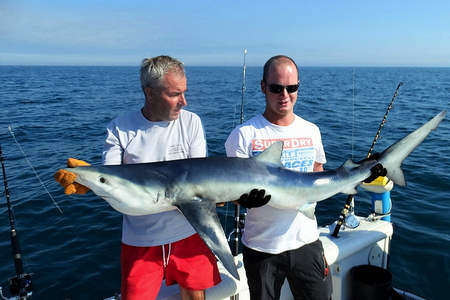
[225,114,326,254]
[103,109,207,246]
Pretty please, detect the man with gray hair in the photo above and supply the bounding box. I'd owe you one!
[53,55,269,299]
[102,55,219,300]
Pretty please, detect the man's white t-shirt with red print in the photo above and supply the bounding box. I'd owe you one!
[103,109,207,247]
[225,114,326,254]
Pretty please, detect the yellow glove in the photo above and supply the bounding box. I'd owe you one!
[361,176,394,193]
[54,158,91,195]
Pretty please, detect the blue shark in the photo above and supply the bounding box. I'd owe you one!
[62,111,445,280]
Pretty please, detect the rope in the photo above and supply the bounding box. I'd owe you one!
[8,125,63,214]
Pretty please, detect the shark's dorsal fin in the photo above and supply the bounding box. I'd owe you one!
[335,159,359,177]
[336,159,360,194]
[342,159,359,170]
[252,141,283,166]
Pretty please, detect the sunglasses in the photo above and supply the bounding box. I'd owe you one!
[267,83,299,94]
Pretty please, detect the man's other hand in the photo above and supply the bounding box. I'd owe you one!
[54,158,91,194]
[237,189,271,208]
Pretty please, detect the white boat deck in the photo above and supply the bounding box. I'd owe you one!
[156,217,393,300]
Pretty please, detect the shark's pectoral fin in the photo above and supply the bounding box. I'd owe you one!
[175,197,239,280]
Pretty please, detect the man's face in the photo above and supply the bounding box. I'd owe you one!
[145,70,187,121]
[261,61,299,118]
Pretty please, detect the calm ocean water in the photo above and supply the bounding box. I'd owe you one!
[0,66,448,299]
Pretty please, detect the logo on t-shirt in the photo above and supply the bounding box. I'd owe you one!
[167,144,187,157]
[252,138,315,172]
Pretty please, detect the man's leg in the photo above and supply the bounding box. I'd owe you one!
[287,239,332,300]
[165,234,221,293]
[180,287,205,300]
[120,243,164,300]
[243,245,288,300]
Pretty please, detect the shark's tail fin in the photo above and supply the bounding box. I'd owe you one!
[379,111,446,186]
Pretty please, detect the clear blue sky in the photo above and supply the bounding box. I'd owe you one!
[1,0,449,66]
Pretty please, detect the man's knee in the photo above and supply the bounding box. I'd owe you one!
[179,286,205,300]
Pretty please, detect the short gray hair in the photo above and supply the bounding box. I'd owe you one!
[140,55,185,91]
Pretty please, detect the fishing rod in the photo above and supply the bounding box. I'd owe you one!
[227,49,247,300]
[331,82,403,238]
[0,145,33,299]
[232,49,247,255]
[235,48,247,254]
[239,49,247,124]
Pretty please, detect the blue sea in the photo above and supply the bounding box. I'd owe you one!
[0,66,448,300]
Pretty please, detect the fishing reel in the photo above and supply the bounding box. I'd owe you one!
[238,212,247,230]
[8,273,33,299]
[1,146,33,300]
[227,212,247,243]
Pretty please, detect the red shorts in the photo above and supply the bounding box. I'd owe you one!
[120,233,221,300]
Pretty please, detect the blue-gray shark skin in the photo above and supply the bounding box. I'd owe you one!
[65,110,445,280]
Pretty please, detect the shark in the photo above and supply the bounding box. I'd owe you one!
[61,110,445,280]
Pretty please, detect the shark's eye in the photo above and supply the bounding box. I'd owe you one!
[99,177,106,184]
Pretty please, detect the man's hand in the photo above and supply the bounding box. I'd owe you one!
[54,158,90,195]
[237,189,271,208]
[363,163,387,183]
[356,153,387,184]
[360,159,394,193]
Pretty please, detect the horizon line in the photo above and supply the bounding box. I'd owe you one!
[1,64,450,68]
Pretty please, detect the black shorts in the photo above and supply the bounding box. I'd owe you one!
[243,239,332,300]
